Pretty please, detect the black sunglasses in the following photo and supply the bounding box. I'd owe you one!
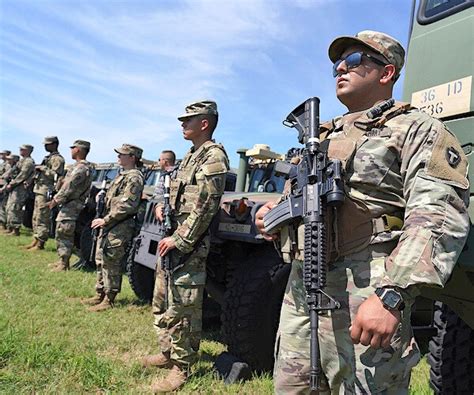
[333,52,388,77]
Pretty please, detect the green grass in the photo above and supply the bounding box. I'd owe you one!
[0,229,432,393]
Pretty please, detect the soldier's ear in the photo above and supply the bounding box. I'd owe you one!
[201,118,210,132]
[380,64,396,85]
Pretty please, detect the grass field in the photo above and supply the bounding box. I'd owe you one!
[0,229,433,393]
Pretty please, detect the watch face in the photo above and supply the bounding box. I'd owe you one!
[384,290,401,309]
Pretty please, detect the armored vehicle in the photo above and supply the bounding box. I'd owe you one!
[402,0,474,392]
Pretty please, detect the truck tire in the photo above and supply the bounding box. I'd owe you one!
[221,245,290,372]
[126,240,155,303]
[428,302,474,394]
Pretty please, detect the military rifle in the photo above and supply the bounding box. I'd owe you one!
[47,174,59,237]
[89,180,107,264]
[160,174,173,308]
[263,97,343,391]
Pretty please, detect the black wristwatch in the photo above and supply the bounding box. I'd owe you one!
[375,287,405,311]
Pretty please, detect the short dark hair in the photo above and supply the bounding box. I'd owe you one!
[200,114,218,134]
[161,150,176,164]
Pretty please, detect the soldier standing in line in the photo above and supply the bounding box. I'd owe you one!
[49,140,93,272]
[141,100,229,393]
[256,31,470,394]
[82,144,144,312]
[3,145,35,236]
[24,136,65,251]
[0,150,12,230]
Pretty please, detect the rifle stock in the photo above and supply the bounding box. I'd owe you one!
[263,97,343,391]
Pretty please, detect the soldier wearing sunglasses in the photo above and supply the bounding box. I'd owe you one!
[256,31,469,394]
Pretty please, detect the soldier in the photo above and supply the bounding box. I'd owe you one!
[83,144,145,312]
[3,145,35,236]
[24,136,65,250]
[0,149,12,230]
[141,100,229,392]
[49,140,93,271]
[256,31,470,394]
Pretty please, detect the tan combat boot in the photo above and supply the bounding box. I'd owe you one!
[51,258,69,272]
[141,351,172,368]
[81,292,105,306]
[25,238,38,249]
[87,292,116,312]
[151,364,188,393]
[30,240,45,251]
[3,227,13,234]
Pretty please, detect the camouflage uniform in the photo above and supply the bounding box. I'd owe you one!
[0,156,12,227]
[274,102,470,394]
[54,157,93,262]
[273,30,470,394]
[153,140,229,367]
[32,140,65,243]
[5,148,35,231]
[95,166,144,296]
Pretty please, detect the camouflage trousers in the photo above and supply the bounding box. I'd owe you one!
[152,238,209,367]
[32,193,51,242]
[95,223,133,294]
[0,194,7,225]
[6,186,28,230]
[55,220,77,261]
[274,243,420,395]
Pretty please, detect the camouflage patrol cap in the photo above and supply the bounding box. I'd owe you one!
[114,143,143,159]
[328,30,405,77]
[6,154,20,161]
[178,100,218,121]
[43,136,59,145]
[19,144,34,152]
[70,140,91,150]
[0,150,11,155]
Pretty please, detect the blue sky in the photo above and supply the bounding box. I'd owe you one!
[0,0,412,167]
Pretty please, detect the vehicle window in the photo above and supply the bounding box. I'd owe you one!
[248,167,286,193]
[104,168,119,181]
[418,0,472,24]
[145,170,159,186]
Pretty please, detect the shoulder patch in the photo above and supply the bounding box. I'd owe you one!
[203,161,228,176]
[426,127,469,189]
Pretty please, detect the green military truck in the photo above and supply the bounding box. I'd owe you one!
[402,0,474,392]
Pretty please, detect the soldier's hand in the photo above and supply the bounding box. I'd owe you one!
[350,294,401,349]
[158,236,176,256]
[255,201,278,241]
[5,184,12,192]
[155,204,164,222]
[91,218,106,229]
[48,199,58,209]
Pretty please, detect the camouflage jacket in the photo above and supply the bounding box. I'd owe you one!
[170,140,229,254]
[283,100,470,294]
[8,157,35,189]
[102,168,144,228]
[0,162,11,188]
[33,152,65,195]
[54,160,93,206]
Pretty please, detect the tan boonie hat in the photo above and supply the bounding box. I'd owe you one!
[20,144,34,152]
[0,150,11,155]
[178,100,218,121]
[114,143,143,159]
[43,136,59,145]
[6,154,20,161]
[70,140,91,150]
[328,30,405,77]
